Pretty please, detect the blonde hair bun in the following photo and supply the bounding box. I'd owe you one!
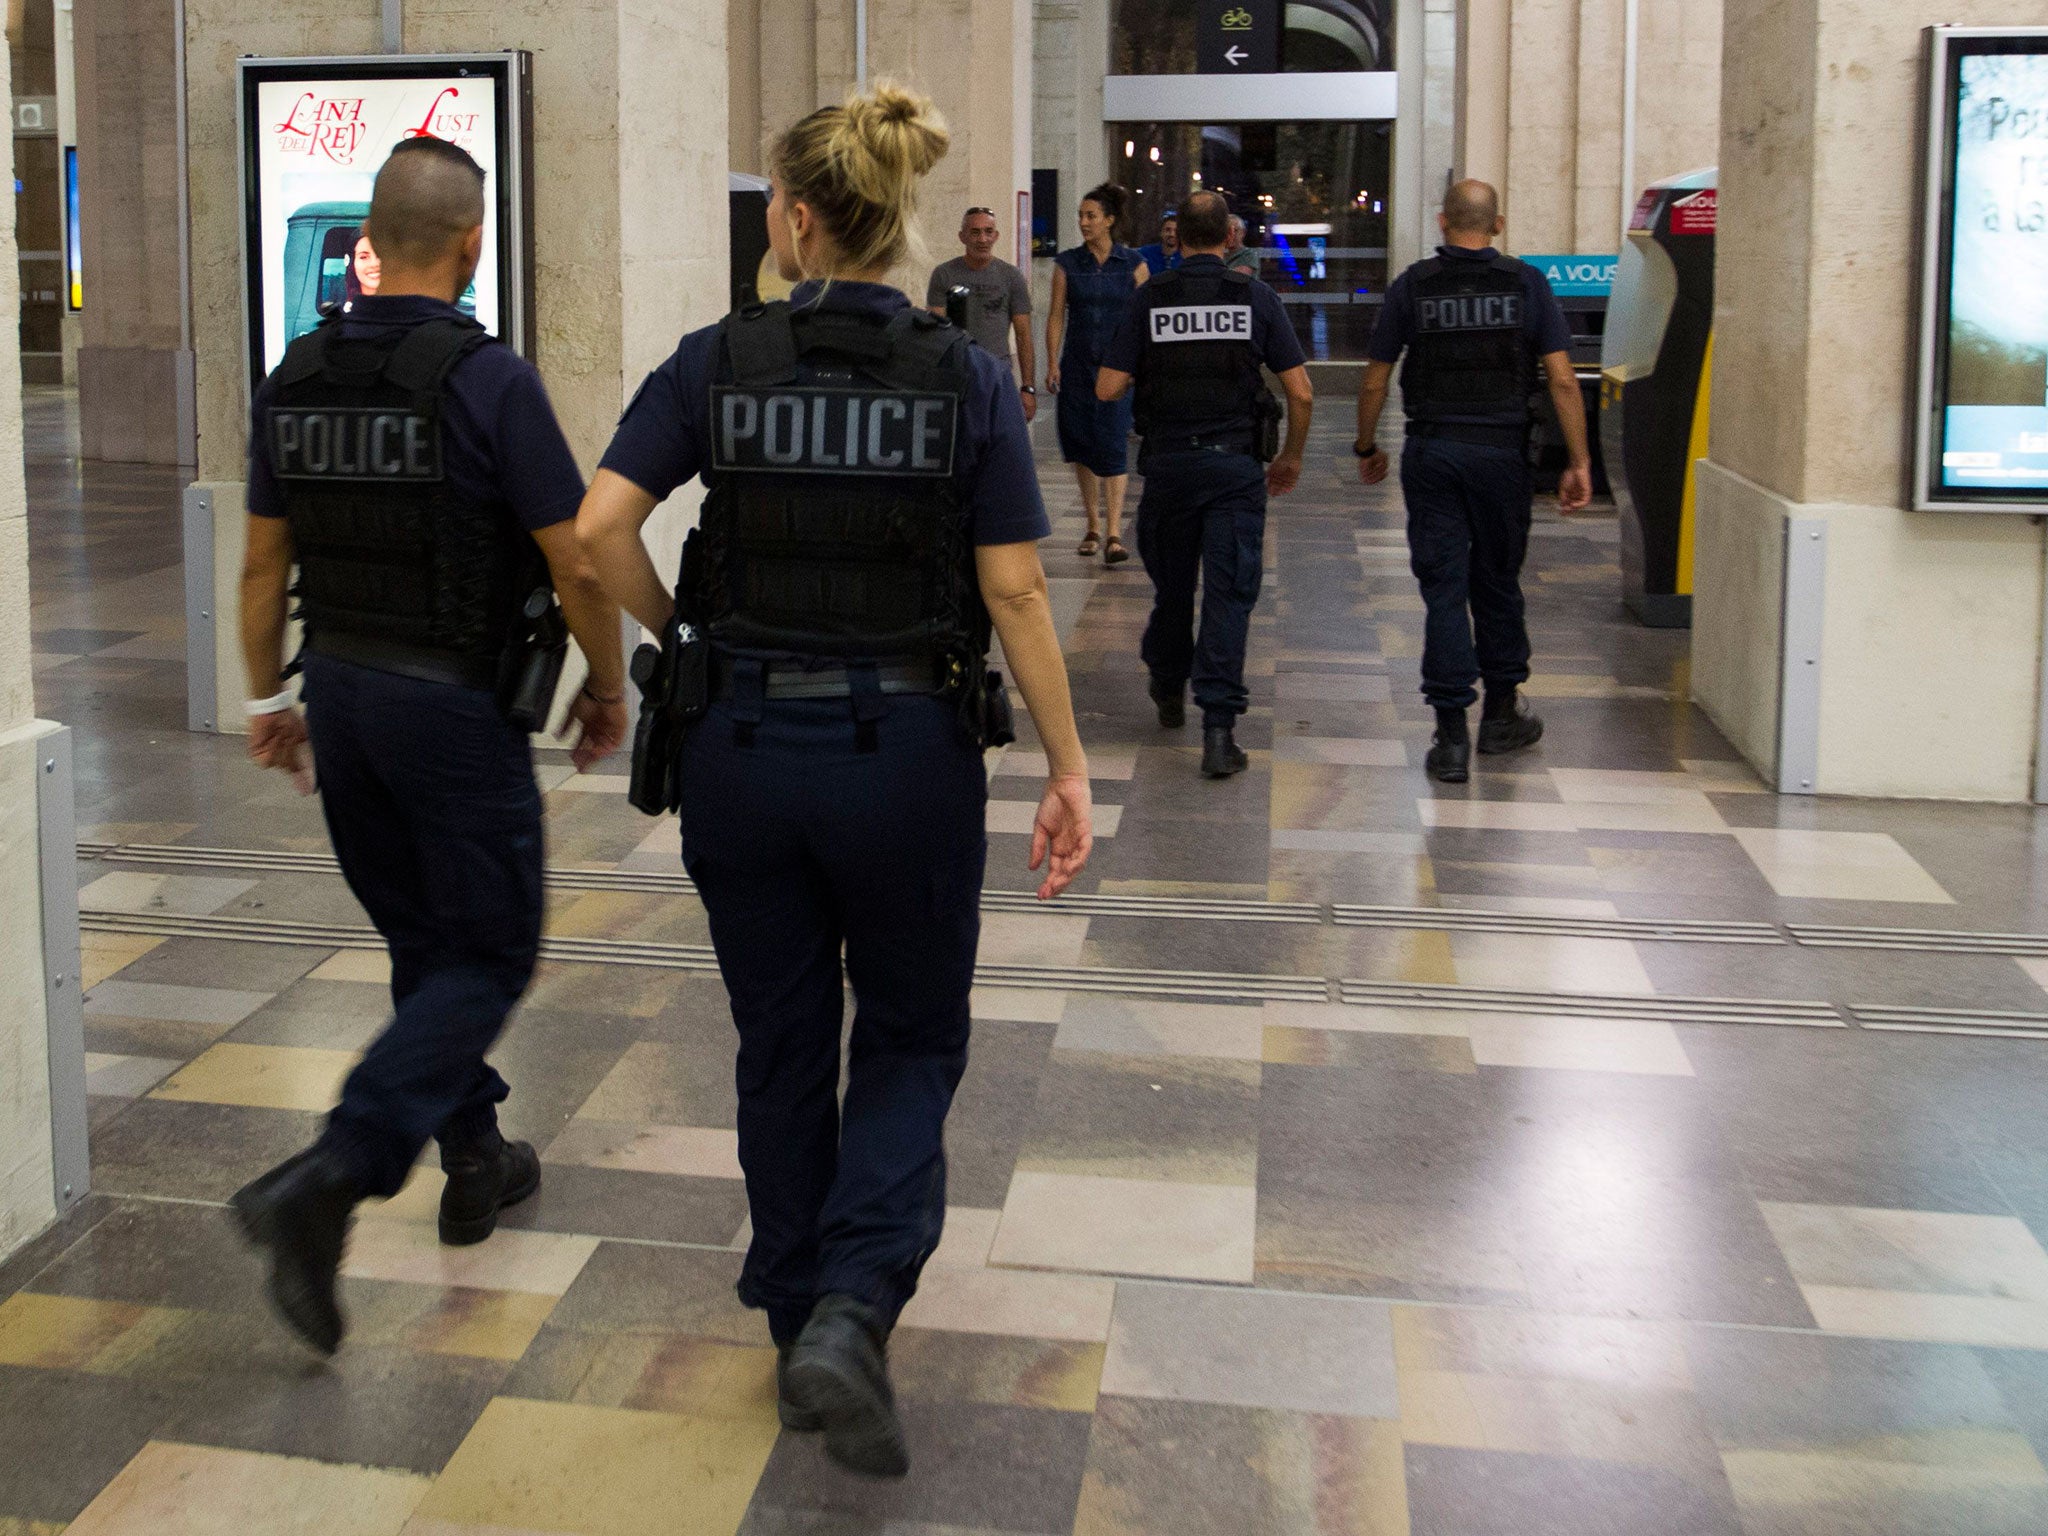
[772,83,950,278]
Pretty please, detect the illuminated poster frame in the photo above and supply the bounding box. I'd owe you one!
[1914,26,2048,512]
[236,52,535,392]
[63,145,80,312]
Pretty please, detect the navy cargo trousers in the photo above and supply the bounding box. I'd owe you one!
[1136,448,1269,729]
[678,691,988,1346]
[301,652,542,1198]
[1401,436,1535,711]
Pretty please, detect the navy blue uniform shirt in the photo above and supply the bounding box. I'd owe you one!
[602,280,1051,548]
[1366,245,1574,369]
[248,296,587,531]
[1100,254,1307,440]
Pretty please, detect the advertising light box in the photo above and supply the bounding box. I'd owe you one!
[237,53,534,389]
[1916,27,2048,511]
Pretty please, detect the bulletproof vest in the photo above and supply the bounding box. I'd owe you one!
[266,317,537,682]
[697,301,985,682]
[1398,255,1534,423]
[1133,266,1263,436]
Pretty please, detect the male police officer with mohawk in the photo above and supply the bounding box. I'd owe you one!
[230,135,627,1355]
[1097,189,1314,779]
[1356,179,1592,784]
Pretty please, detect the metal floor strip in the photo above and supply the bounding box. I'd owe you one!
[78,910,1326,1004]
[1851,1005,2048,1040]
[80,842,1315,923]
[1790,924,2048,958]
[1334,904,1782,945]
[1337,978,1845,1028]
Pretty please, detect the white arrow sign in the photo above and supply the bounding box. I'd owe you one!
[1225,45,1247,65]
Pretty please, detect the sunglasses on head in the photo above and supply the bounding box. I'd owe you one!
[964,207,996,218]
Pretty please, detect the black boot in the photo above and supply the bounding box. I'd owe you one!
[229,1146,358,1355]
[777,1344,824,1432]
[439,1136,542,1246]
[1149,674,1186,729]
[781,1294,909,1477]
[1201,724,1249,779]
[1426,707,1471,784]
[1478,688,1544,755]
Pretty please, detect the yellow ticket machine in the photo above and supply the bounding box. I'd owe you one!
[1600,168,1716,629]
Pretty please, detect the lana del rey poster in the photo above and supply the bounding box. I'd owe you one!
[250,72,502,375]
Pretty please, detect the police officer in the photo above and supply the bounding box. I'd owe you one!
[576,85,1093,1479]
[1095,189,1315,778]
[229,137,628,1355]
[1356,179,1593,783]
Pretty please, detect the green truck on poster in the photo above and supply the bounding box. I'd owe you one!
[280,200,475,346]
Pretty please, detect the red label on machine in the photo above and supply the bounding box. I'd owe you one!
[1629,191,1660,232]
[1669,188,1717,235]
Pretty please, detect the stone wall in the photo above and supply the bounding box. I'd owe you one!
[1697,0,2048,800]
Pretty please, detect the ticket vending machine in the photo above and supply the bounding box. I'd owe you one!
[1601,168,1716,628]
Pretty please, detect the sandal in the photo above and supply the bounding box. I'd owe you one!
[1077,533,1101,557]
[1103,536,1131,567]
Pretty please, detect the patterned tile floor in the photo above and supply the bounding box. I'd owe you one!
[13,386,2048,1532]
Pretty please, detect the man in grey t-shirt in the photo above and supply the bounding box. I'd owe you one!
[927,205,1037,422]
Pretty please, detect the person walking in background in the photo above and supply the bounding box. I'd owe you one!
[1224,214,1259,275]
[1048,182,1147,566]
[1355,178,1592,784]
[926,205,1037,422]
[1137,210,1181,275]
[1096,189,1313,779]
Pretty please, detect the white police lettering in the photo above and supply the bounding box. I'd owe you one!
[1149,304,1253,344]
[710,386,957,476]
[1417,293,1525,331]
[269,407,443,481]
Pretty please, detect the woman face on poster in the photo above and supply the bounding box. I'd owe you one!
[352,234,381,297]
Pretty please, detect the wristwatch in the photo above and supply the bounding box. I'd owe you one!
[1352,441,1382,457]
[1020,385,1037,395]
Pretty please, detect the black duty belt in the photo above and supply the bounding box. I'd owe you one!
[308,633,499,691]
[1404,420,1528,448]
[711,657,941,701]
[1144,430,1257,457]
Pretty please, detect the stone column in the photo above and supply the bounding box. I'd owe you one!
[180,0,729,730]
[1460,0,1719,253]
[74,0,195,465]
[0,25,87,1264]
[1694,0,2046,799]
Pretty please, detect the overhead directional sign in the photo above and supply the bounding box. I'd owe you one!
[1198,0,1279,74]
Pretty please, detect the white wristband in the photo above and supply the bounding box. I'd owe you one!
[245,689,297,717]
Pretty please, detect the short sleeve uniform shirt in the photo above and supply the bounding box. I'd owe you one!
[247,296,587,531]
[1099,254,1307,441]
[601,280,1049,549]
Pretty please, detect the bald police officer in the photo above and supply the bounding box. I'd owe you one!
[1097,190,1314,778]
[231,136,627,1354]
[1356,180,1592,784]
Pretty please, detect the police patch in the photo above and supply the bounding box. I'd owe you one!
[711,387,958,476]
[1416,293,1525,332]
[268,407,443,482]
[1148,305,1253,344]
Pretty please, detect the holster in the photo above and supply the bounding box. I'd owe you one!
[497,587,570,732]
[627,609,709,817]
[1253,390,1285,464]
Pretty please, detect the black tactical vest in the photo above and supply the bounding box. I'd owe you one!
[695,301,986,691]
[1133,265,1264,437]
[1399,255,1534,425]
[265,317,538,688]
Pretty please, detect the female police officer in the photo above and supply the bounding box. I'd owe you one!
[576,85,1092,1479]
